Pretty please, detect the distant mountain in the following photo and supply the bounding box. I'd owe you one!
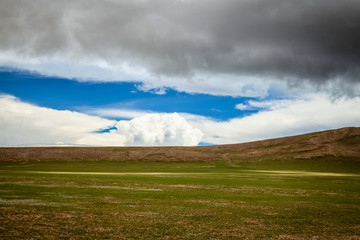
[1,127,359,162]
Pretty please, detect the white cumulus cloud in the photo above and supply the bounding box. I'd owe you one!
[113,113,203,146]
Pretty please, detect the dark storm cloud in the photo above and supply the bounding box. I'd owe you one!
[1,0,360,94]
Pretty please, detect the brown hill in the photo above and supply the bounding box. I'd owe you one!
[0,127,359,162]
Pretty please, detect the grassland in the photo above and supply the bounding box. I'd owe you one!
[1,159,359,239]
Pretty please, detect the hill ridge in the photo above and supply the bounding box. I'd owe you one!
[1,127,359,162]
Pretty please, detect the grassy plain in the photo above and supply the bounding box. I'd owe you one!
[1,159,360,239]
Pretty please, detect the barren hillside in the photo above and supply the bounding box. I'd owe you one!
[1,127,359,162]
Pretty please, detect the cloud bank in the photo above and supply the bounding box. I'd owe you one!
[0,95,116,146]
[0,95,203,146]
[79,95,360,145]
[1,0,359,97]
[189,95,360,144]
[1,94,360,147]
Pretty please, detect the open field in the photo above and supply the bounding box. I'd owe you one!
[1,128,359,239]
[1,159,360,239]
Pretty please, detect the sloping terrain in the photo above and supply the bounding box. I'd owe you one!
[0,127,359,162]
[211,126,360,161]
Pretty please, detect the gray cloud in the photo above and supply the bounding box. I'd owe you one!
[1,0,359,95]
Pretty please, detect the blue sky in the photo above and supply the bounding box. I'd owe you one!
[0,0,359,147]
[0,68,260,121]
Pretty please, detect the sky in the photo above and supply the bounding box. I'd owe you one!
[0,0,360,147]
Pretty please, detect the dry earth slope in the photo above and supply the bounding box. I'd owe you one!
[0,127,359,162]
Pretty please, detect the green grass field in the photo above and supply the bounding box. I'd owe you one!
[1,159,359,239]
